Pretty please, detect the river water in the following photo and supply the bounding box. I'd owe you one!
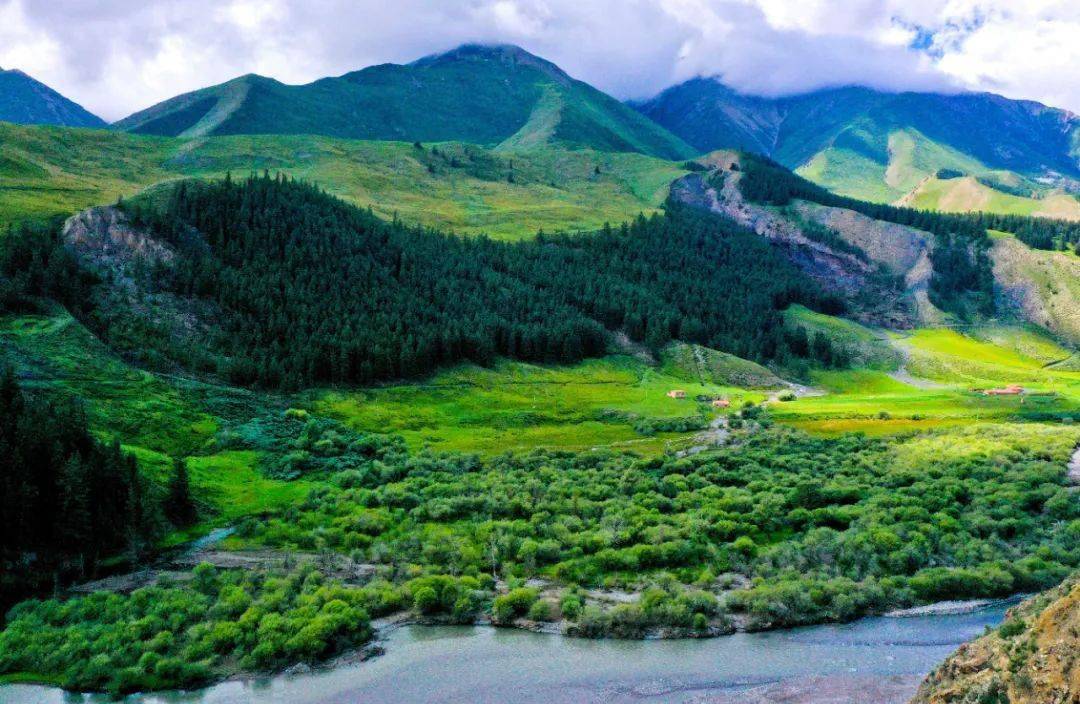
[0,604,1007,704]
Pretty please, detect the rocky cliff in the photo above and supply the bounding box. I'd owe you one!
[911,576,1079,704]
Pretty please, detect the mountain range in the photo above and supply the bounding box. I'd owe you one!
[0,67,105,128]
[2,44,1080,214]
[636,77,1080,203]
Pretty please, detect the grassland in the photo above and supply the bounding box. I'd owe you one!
[907,176,1080,219]
[0,123,686,240]
[770,323,1080,435]
[794,126,1080,220]
[991,232,1080,345]
[304,349,770,456]
[0,309,306,531]
[0,310,774,519]
[3,299,1078,549]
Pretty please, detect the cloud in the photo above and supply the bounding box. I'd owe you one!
[0,0,1077,121]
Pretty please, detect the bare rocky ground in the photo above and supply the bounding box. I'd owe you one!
[71,546,379,594]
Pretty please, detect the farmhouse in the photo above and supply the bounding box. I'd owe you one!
[711,398,731,408]
[666,390,687,399]
[982,385,1024,396]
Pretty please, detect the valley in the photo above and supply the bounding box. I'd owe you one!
[1,37,1078,704]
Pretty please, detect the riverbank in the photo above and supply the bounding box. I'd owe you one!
[38,540,1032,696]
[0,603,1012,704]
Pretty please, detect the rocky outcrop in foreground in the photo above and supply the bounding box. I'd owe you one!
[911,576,1079,704]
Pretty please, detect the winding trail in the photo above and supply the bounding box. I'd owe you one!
[1069,443,1080,485]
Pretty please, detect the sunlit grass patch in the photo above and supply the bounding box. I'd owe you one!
[305,356,763,455]
[903,327,1080,389]
[0,310,218,455]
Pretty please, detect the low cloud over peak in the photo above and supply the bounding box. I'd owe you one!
[1,0,1077,121]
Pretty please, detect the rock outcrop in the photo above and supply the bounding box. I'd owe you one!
[669,157,925,328]
[911,576,1079,704]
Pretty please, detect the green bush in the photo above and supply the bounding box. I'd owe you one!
[527,600,553,622]
[492,588,539,624]
[412,586,439,614]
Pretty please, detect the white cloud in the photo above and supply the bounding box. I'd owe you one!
[0,0,1077,121]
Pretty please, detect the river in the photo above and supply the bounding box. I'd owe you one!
[0,603,1008,704]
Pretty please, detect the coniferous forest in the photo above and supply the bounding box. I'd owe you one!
[67,174,843,388]
[0,368,158,606]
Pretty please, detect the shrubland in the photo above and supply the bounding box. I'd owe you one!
[233,423,1079,629]
[0,563,381,694]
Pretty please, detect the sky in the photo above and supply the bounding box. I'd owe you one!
[1,0,1078,121]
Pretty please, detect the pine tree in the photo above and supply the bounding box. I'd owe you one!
[164,457,196,527]
[57,455,91,574]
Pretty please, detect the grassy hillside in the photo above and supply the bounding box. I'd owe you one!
[0,123,686,240]
[992,232,1080,344]
[796,128,1080,217]
[0,308,760,463]
[906,176,1080,219]
[115,44,694,160]
[771,322,1080,436]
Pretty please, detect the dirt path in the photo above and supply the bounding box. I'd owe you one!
[767,382,825,403]
[679,415,731,457]
[887,364,948,390]
[71,535,380,595]
[886,337,948,389]
[1069,444,1080,484]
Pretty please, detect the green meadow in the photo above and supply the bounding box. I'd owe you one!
[0,311,769,526]
[304,351,770,456]
[0,123,686,240]
[770,324,1080,435]
[0,310,308,529]
[6,306,1077,492]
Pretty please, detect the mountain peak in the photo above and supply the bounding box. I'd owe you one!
[0,67,105,128]
[411,43,570,83]
[638,76,1080,190]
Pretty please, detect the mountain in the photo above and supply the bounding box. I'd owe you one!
[0,68,105,127]
[636,78,1080,204]
[114,44,695,160]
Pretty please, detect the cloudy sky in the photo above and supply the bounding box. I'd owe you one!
[1,0,1078,121]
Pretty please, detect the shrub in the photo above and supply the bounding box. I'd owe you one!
[560,593,583,621]
[492,588,539,624]
[411,586,439,614]
[527,600,553,622]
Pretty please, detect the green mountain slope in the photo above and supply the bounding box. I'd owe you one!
[637,79,1080,207]
[0,122,686,240]
[0,68,105,127]
[115,44,694,160]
